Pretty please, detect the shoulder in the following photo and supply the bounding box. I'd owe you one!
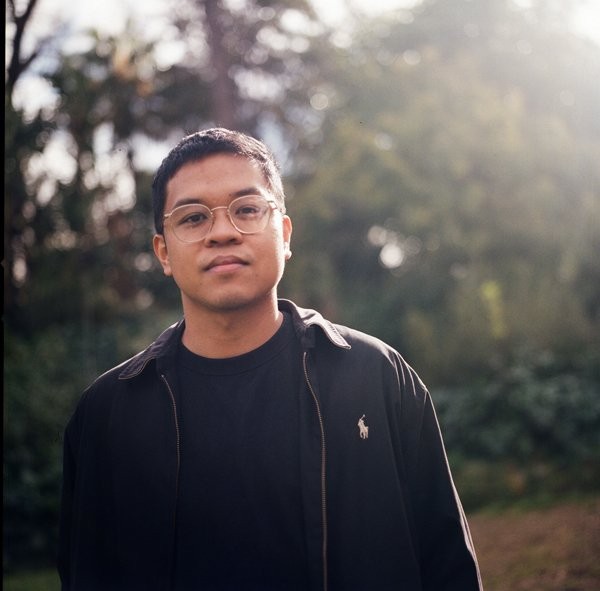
[332,322,428,394]
[334,322,398,356]
[282,299,427,396]
[283,298,400,358]
[70,320,184,415]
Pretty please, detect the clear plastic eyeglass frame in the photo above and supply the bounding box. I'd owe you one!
[163,195,283,243]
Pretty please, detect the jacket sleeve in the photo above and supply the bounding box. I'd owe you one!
[410,384,482,590]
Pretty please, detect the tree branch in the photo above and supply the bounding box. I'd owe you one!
[7,0,41,95]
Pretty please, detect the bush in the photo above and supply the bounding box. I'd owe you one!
[3,322,140,571]
[434,349,600,509]
[3,315,174,572]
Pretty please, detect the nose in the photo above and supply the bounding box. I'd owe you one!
[204,206,241,244]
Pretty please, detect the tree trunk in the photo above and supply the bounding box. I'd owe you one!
[203,0,238,129]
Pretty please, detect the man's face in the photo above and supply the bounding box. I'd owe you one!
[153,153,292,316]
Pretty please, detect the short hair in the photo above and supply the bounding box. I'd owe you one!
[151,128,285,234]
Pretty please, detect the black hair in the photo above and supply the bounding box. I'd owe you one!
[151,128,285,234]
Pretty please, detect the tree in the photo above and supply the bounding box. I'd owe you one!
[283,0,600,385]
[168,0,330,154]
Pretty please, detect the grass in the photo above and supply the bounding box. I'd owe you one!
[470,497,600,590]
[3,569,60,591]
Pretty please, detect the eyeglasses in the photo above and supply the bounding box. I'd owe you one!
[163,194,283,243]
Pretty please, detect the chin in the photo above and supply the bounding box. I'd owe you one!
[204,292,274,314]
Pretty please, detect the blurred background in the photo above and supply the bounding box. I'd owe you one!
[5,0,600,589]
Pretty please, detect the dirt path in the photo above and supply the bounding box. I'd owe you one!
[469,498,600,591]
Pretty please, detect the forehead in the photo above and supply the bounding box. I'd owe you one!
[165,153,268,210]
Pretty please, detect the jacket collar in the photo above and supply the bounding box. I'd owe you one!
[118,299,350,380]
[279,298,351,350]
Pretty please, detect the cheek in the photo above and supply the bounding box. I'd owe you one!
[162,244,202,282]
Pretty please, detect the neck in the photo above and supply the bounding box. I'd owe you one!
[181,299,283,359]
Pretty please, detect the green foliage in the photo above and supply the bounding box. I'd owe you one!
[3,311,175,571]
[283,0,600,386]
[4,329,79,570]
[434,350,600,509]
[3,322,144,570]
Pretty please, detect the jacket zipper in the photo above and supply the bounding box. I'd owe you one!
[161,374,181,590]
[303,352,328,591]
[160,374,181,518]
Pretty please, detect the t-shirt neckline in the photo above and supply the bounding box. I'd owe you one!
[177,312,294,376]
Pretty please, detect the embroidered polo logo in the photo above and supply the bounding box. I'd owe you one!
[358,415,369,439]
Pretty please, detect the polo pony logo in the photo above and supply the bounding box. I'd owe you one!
[358,414,369,439]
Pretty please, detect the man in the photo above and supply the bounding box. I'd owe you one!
[59,128,482,590]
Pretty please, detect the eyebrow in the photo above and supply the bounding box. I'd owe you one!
[170,186,268,210]
[231,186,268,199]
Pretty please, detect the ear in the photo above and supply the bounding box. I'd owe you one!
[153,234,173,276]
[282,215,293,260]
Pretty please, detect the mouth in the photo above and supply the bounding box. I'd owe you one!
[205,255,248,273]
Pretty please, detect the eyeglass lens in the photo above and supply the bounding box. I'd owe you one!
[167,195,273,242]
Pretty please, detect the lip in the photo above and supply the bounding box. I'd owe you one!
[205,255,248,272]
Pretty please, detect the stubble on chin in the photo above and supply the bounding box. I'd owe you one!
[184,286,277,317]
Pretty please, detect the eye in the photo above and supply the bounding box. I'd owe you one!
[237,205,261,216]
[233,197,266,218]
[177,209,209,226]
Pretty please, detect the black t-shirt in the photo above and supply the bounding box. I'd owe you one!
[172,313,308,590]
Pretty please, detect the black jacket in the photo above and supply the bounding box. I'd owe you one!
[59,300,482,590]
